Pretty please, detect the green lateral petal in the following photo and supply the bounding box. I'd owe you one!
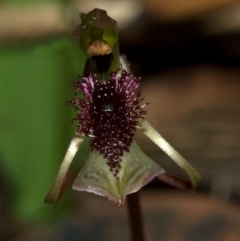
[72,140,164,206]
[45,133,84,206]
[140,120,201,189]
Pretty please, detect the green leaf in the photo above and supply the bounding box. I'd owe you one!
[0,38,86,222]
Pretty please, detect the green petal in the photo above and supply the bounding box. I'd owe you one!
[140,120,201,189]
[72,140,164,206]
[44,133,84,206]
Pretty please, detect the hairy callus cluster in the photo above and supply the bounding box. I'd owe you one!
[67,68,150,176]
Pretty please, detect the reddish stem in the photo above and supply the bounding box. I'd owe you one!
[126,192,145,241]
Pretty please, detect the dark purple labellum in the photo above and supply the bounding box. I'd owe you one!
[67,68,150,175]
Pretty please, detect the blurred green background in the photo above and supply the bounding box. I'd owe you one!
[0,0,88,224]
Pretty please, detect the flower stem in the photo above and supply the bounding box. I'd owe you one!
[127,192,145,241]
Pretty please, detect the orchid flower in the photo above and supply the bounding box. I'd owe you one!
[45,8,200,207]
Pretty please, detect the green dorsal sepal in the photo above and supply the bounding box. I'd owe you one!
[79,8,118,56]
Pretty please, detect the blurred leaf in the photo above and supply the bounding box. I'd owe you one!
[0,38,87,222]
